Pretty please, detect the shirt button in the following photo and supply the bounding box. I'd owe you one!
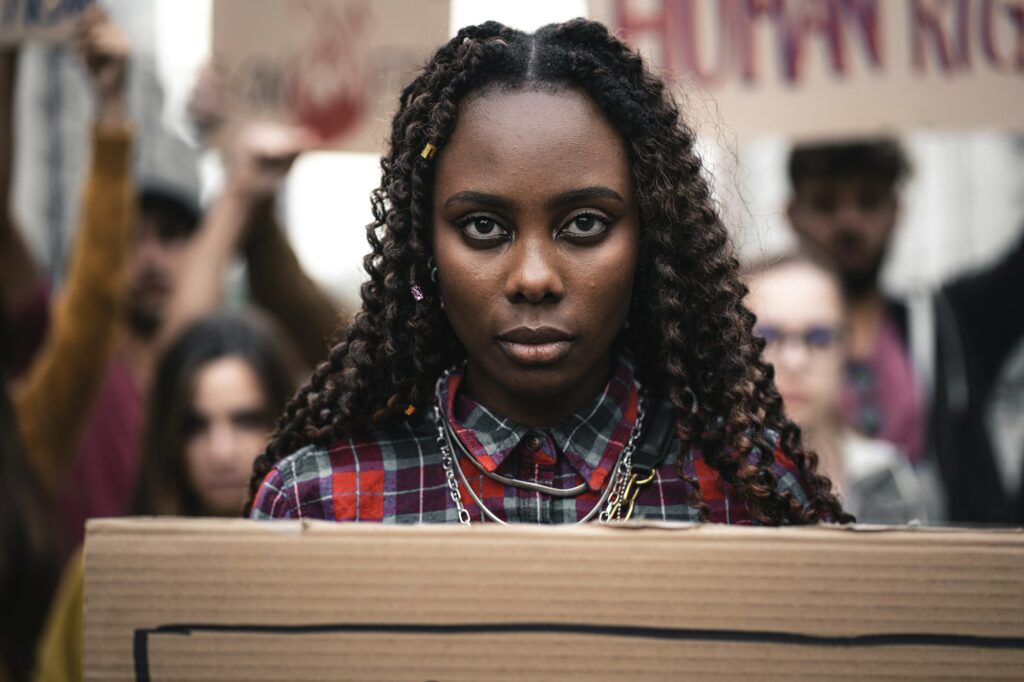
[525,434,543,452]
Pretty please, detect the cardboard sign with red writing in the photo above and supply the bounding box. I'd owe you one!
[589,0,1024,138]
[213,0,449,153]
[0,0,93,45]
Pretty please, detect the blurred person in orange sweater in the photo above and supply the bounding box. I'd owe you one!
[56,71,341,552]
[1,11,338,676]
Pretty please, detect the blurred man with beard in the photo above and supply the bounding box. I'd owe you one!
[123,188,200,340]
[57,183,201,553]
[785,141,925,466]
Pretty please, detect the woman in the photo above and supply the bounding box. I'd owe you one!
[744,253,928,524]
[34,315,296,682]
[248,19,851,526]
[132,314,297,516]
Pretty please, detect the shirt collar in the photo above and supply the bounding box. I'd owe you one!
[440,355,641,491]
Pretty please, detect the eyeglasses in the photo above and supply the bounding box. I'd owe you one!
[754,324,843,354]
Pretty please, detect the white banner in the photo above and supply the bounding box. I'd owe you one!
[588,0,1024,138]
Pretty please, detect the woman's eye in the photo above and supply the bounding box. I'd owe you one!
[560,212,609,239]
[183,412,208,438]
[233,410,270,431]
[459,216,507,241]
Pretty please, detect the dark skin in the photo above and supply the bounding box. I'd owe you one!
[432,87,640,426]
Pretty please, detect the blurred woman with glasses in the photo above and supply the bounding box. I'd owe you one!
[745,253,928,524]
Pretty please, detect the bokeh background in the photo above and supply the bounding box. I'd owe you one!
[10,0,1022,313]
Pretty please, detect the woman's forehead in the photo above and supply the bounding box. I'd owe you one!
[434,88,633,204]
[748,262,844,324]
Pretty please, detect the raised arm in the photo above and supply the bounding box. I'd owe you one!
[244,194,342,369]
[156,123,339,367]
[13,6,134,492]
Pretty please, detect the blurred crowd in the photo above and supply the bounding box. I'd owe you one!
[0,8,1021,682]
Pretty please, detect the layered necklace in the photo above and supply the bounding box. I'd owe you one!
[432,369,648,526]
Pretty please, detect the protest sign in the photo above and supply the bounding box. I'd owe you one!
[588,0,1024,138]
[212,0,449,153]
[0,0,93,44]
[86,519,1024,681]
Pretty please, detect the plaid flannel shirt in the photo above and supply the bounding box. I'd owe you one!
[251,357,817,524]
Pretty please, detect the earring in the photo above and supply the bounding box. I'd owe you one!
[425,257,443,308]
[682,387,698,415]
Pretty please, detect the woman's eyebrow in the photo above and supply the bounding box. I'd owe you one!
[442,191,514,210]
[547,186,625,210]
[442,187,625,211]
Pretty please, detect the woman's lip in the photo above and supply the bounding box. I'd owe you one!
[497,326,573,344]
[498,339,573,365]
[207,479,247,492]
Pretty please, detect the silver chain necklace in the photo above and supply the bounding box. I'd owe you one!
[432,370,647,526]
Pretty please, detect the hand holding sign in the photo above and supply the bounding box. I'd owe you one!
[74,5,128,128]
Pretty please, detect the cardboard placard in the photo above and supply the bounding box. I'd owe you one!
[212,0,449,153]
[588,0,1024,138]
[0,0,93,45]
[85,518,1024,681]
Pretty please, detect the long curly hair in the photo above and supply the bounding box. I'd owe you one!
[246,18,852,525]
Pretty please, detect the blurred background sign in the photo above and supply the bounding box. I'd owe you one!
[212,0,450,153]
[589,0,1024,139]
[0,0,93,45]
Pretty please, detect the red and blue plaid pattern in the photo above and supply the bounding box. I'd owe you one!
[251,358,816,524]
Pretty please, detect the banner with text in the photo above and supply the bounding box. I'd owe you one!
[588,0,1024,138]
[213,0,449,153]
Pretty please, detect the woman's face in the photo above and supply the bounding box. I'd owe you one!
[745,262,846,433]
[432,87,640,425]
[184,356,273,516]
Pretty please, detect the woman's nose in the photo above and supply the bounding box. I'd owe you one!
[503,234,564,304]
[208,423,239,463]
